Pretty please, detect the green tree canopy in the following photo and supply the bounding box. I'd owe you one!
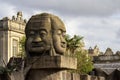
[65,34,93,74]
[65,35,84,54]
[18,36,26,58]
[74,50,93,74]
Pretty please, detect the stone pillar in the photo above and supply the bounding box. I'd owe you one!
[80,75,91,80]
[25,56,77,80]
[72,73,80,80]
[97,76,105,80]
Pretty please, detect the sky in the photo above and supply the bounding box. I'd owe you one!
[0,0,120,53]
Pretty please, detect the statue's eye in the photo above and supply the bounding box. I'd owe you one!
[57,30,62,35]
[29,31,35,35]
[39,31,47,37]
[57,30,66,37]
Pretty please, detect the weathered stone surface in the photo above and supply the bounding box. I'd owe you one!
[26,56,77,69]
[97,76,105,80]
[9,71,24,80]
[23,13,77,80]
[26,70,71,80]
[80,74,105,80]
[62,71,71,80]
[93,55,120,62]
[104,48,113,56]
[91,76,97,80]
[80,75,91,80]
[25,13,67,57]
[72,73,80,80]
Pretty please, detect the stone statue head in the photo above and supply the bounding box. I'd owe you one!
[25,13,66,57]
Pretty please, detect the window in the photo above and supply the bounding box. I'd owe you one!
[12,39,18,57]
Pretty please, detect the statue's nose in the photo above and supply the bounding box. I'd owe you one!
[33,36,42,43]
[60,36,66,44]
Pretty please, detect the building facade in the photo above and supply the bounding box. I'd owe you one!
[0,12,26,66]
[88,45,100,57]
[93,48,120,75]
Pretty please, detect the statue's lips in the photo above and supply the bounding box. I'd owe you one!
[61,44,66,48]
[31,42,45,47]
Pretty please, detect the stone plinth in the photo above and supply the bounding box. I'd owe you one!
[26,70,72,80]
[25,56,77,80]
[26,56,77,69]
[72,73,80,80]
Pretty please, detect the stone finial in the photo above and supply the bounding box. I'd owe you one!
[24,19,27,23]
[16,11,23,21]
[104,48,113,55]
[94,45,99,49]
[12,16,16,20]
[25,13,66,57]
[88,47,94,54]
[2,17,9,20]
[17,12,23,17]
[116,51,120,55]
[94,45,100,55]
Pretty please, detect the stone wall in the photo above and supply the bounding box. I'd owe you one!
[8,73,105,80]
[80,75,105,80]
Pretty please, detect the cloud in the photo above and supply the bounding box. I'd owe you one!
[0,0,120,52]
[0,1,16,19]
[1,0,120,17]
[116,29,120,40]
[65,16,120,52]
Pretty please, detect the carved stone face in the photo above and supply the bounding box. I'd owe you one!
[25,15,51,56]
[25,13,66,56]
[51,18,66,55]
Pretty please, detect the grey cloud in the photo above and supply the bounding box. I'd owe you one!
[1,0,120,17]
[0,2,16,19]
[116,29,120,39]
[65,16,120,52]
[0,0,120,52]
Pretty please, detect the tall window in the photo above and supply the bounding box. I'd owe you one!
[13,39,18,57]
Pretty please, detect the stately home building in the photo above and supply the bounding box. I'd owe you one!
[93,48,120,75]
[88,45,100,57]
[0,12,26,66]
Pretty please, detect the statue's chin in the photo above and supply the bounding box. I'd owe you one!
[55,48,66,55]
[53,43,66,54]
[28,50,50,56]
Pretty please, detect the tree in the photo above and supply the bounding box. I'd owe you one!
[65,34,93,74]
[65,35,84,54]
[18,36,26,58]
[74,50,93,74]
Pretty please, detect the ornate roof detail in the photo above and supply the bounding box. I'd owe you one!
[104,48,113,56]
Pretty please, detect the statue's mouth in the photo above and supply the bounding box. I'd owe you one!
[61,44,66,48]
[31,42,45,47]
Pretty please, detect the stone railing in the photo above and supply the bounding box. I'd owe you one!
[94,63,120,69]
[93,55,120,63]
